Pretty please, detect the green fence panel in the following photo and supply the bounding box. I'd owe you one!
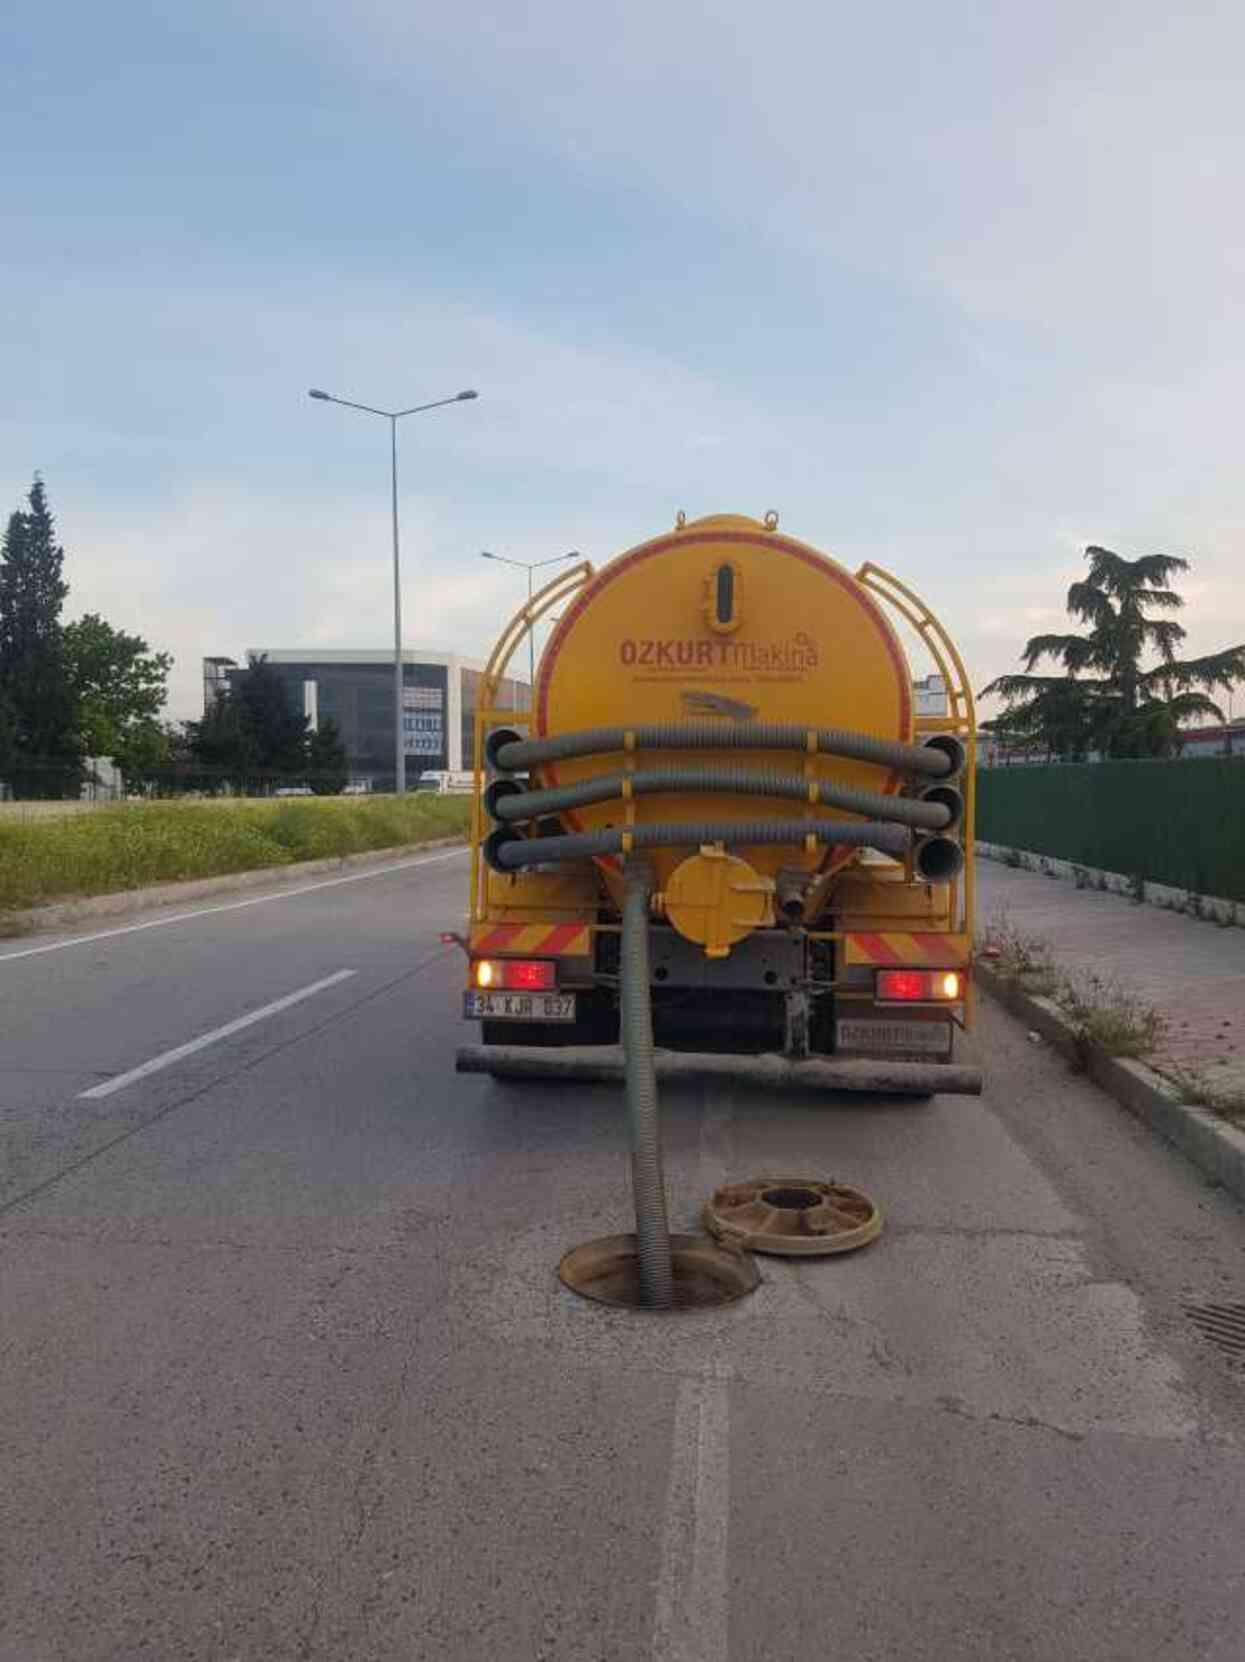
[976,758,1245,903]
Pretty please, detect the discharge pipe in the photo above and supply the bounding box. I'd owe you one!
[620,857,675,1309]
[485,768,961,833]
[488,724,963,780]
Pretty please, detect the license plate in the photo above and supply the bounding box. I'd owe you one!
[463,991,577,1022]
[836,1019,952,1057]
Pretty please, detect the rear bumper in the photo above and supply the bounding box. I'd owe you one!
[455,1044,982,1097]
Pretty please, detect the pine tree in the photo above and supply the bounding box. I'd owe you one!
[0,477,83,796]
[982,546,1245,760]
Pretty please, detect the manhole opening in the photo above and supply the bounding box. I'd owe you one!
[559,1233,760,1312]
[1184,1300,1245,1358]
[761,1186,822,1210]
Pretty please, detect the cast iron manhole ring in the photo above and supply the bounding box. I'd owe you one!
[558,1232,761,1310]
[703,1175,882,1257]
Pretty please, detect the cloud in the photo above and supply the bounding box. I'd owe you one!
[6,0,1243,734]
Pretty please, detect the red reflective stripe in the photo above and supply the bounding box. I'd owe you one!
[912,932,966,963]
[476,925,521,951]
[856,932,904,965]
[541,923,586,954]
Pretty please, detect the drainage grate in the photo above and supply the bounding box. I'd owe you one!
[1184,1301,1245,1359]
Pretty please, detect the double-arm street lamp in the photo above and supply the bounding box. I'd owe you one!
[479,549,580,704]
[309,385,478,794]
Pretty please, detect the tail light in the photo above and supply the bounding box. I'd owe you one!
[876,968,962,1003]
[471,958,557,991]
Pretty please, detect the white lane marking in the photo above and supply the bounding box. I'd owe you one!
[652,1363,732,1662]
[0,847,467,965]
[79,969,358,1099]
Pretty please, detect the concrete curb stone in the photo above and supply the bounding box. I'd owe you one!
[976,960,1245,1205]
[5,837,467,937]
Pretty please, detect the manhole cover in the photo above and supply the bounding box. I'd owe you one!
[1184,1301,1245,1360]
[558,1232,760,1310]
[704,1176,882,1256]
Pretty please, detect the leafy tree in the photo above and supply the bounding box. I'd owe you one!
[0,477,83,796]
[183,695,256,792]
[111,719,173,795]
[307,717,349,794]
[981,546,1245,760]
[64,613,172,761]
[185,655,308,792]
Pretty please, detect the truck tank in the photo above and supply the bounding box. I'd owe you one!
[533,514,913,895]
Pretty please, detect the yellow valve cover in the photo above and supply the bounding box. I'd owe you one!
[661,847,775,958]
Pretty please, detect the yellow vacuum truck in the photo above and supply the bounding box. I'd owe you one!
[455,512,981,1098]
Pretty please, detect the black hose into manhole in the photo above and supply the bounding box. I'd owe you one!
[620,856,674,1309]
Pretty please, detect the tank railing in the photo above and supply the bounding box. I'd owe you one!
[470,559,593,926]
[854,561,977,1016]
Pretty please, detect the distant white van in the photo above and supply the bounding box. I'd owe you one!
[414,770,474,795]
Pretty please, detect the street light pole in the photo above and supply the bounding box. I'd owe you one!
[480,549,580,709]
[309,385,478,794]
[389,416,402,793]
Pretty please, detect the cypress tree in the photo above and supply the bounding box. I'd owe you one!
[0,477,83,797]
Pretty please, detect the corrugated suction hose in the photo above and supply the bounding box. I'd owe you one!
[487,767,960,832]
[488,723,963,780]
[621,857,674,1309]
[485,817,911,870]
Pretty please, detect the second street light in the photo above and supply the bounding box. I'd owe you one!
[480,549,580,704]
[309,384,478,794]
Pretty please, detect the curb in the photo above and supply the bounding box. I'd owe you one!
[4,837,467,937]
[976,960,1245,1205]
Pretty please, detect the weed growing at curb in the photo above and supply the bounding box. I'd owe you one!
[1160,1065,1245,1125]
[979,909,1165,1060]
[1052,969,1165,1059]
[977,909,1057,993]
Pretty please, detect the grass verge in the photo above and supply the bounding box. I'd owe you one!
[0,795,471,911]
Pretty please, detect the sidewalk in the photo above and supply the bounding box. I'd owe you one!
[977,859,1245,1097]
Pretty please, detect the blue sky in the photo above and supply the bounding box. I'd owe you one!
[3,0,1242,719]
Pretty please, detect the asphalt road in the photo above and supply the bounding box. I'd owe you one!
[3,851,1244,1662]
